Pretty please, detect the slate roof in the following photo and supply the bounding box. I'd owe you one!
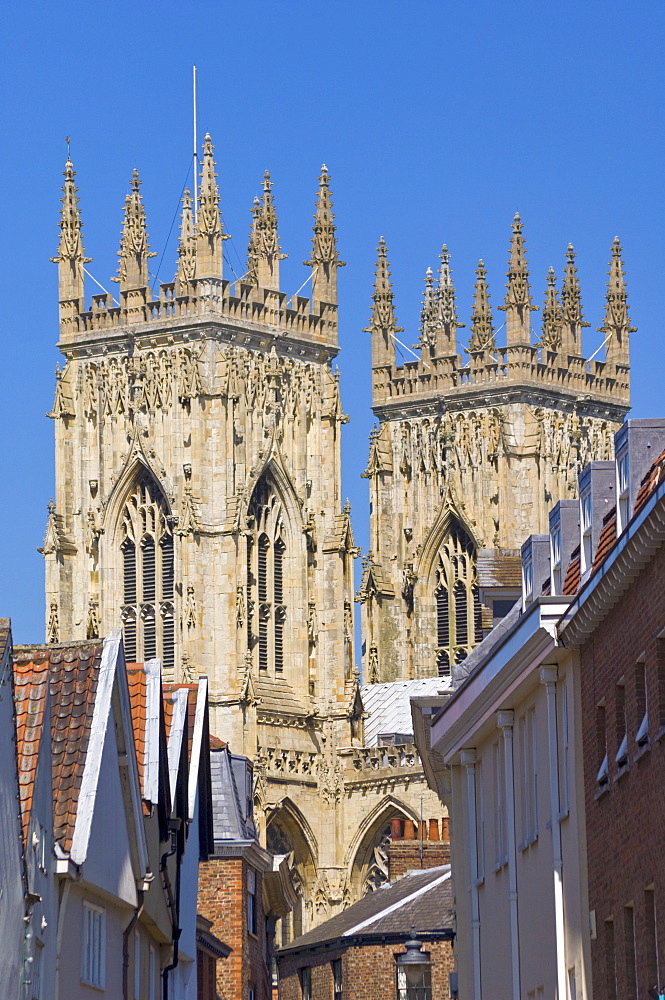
[210,746,255,843]
[277,865,453,955]
[13,642,103,853]
[361,678,450,746]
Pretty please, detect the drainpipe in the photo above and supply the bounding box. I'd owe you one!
[497,710,520,1000]
[54,878,71,1000]
[461,749,481,1000]
[122,889,145,1000]
[540,665,567,1000]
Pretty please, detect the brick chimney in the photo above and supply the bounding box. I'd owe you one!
[387,817,450,880]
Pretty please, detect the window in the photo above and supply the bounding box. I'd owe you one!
[121,475,175,672]
[560,681,570,813]
[332,958,343,1000]
[247,868,257,935]
[519,706,538,846]
[645,888,661,992]
[31,941,43,1000]
[605,919,617,1000]
[635,657,649,749]
[247,479,289,675]
[551,526,562,594]
[493,740,507,866]
[657,634,665,733]
[568,968,577,1000]
[523,556,533,600]
[596,703,609,789]
[624,905,637,1000]
[248,984,256,1000]
[434,520,482,676]
[81,902,106,989]
[617,451,629,533]
[476,760,485,880]
[615,682,628,770]
[300,967,312,1000]
[581,490,592,574]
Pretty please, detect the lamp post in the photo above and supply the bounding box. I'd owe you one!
[395,928,432,1000]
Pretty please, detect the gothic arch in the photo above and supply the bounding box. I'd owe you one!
[245,457,308,683]
[100,452,177,673]
[246,450,305,540]
[266,798,319,943]
[345,796,419,900]
[415,499,483,677]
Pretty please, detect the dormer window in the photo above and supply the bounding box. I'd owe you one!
[617,451,629,534]
[581,491,592,575]
[550,526,562,595]
[522,557,533,601]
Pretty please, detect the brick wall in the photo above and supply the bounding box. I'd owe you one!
[387,817,450,880]
[198,855,271,1000]
[581,544,665,996]
[278,939,454,1000]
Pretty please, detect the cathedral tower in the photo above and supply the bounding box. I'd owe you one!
[359,217,632,682]
[45,146,381,921]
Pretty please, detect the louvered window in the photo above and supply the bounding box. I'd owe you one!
[247,478,288,676]
[120,475,176,671]
[434,520,482,673]
[274,539,285,672]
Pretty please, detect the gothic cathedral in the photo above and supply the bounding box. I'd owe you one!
[44,137,631,930]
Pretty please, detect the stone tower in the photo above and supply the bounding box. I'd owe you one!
[358,218,632,682]
[44,144,446,931]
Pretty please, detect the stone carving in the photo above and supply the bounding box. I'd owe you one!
[47,602,59,645]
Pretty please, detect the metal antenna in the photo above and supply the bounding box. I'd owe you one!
[66,135,71,159]
[192,66,198,225]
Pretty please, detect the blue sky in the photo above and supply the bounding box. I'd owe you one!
[1,0,663,643]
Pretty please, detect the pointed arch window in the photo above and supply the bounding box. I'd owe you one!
[434,520,482,676]
[120,475,175,672]
[247,478,288,675]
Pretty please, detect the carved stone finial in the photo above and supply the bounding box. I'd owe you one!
[435,245,464,355]
[418,267,436,351]
[599,236,635,369]
[303,164,346,307]
[537,266,562,351]
[256,170,287,290]
[468,260,495,353]
[196,133,229,280]
[560,244,590,356]
[364,238,403,368]
[112,169,156,290]
[246,196,261,287]
[499,213,537,345]
[51,156,92,304]
[175,188,196,294]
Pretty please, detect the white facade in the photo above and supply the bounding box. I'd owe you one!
[430,598,591,1000]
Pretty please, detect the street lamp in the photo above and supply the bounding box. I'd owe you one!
[395,928,432,1000]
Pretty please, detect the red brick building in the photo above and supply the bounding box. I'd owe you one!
[559,440,665,998]
[277,863,455,1000]
[198,745,295,1000]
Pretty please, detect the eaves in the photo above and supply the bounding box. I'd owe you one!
[558,481,665,648]
[431,597,572,763]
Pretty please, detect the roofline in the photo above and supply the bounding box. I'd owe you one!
[558,479,665,647]
[276,927,455,960]
[188,676,207,822]
[167,687,188,811]
[343,868,451,937]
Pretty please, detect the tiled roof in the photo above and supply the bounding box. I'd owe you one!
[13,643,103,853]
[476,548,522,588]
[361,678,450,746]
[13,647,50,846]
[591,509,617,573]
[127,664,148,796]
[562,547,581,596]
[277,865,453,955]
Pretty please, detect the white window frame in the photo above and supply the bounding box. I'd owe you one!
[581,490,592,575]
[616,450,629,533]
[81,901,106,989]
